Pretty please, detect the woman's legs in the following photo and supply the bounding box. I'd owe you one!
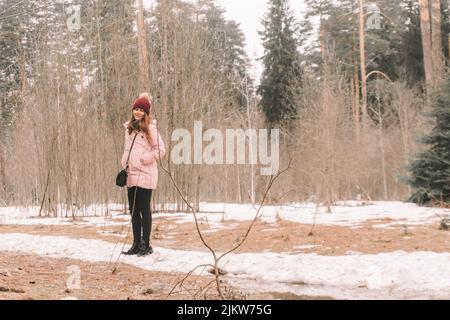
[126,186,153,256]
[128,186,142,245]
[140,188,152,244]
[138,188,153,255]
[123,186,142,255]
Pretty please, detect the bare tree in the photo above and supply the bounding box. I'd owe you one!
[358,0,368,124]
[137,0,150,91]
[160,155,292,299]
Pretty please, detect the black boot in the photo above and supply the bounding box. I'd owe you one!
[137,241,153,256]
[123,241,141,255]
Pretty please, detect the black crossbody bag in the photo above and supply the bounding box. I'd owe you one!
[116,133,138,187]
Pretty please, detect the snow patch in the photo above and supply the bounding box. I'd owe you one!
[0,233,449,299]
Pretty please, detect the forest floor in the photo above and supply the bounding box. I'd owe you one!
[1,202,449,300]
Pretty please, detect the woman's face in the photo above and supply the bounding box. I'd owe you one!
[133,108,145,120]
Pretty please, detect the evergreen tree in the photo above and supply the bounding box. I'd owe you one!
[258,0,303,128]
[407,79,450,204]
[198,0,251,110]
[222,20,252,110]
[148,0,251,111]
[83,0,136,116]
[0,0,35,136]
[301,0,449,88]
[299,0,334,76]
[394,1,423,86]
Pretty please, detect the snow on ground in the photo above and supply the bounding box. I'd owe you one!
[0,233,449,300]
[1,201,449,299]
[293,245,321,250]
[1,201,448,229]
[157,201,448,228]
[96,230,127,238]
[0,204,129,227]
[218,201,447,227]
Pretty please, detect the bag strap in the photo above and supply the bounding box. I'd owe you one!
[125,133,139,170]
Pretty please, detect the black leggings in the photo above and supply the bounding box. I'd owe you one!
[127,187,153,245]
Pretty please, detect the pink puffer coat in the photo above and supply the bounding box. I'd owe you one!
[121,120,166,189]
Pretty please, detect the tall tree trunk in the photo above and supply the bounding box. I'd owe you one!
[431,0,443,84]
[358,0,368,123]
[448,35,450,61]
[419,0,433,90]
[353,64,360,139]
[245,76,255,205]
[95,0,105,114]
[376,81,388,200]
[137,0,150,91]
[0,141,5,199]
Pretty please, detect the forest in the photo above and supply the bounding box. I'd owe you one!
[1,0,450,301]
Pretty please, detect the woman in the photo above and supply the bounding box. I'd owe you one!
[121,93,166,256]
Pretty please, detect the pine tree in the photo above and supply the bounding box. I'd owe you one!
[81,0,136,124]
[401,1,425,86]
[258,0,303,128]
[222,20,252,110]
[407,79,450,204]
[197,0,251,110]
[0,0,36,133]
[300,0,448,88]
[299,0,334,76]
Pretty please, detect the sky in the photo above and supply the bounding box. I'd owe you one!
[143,0,307,84]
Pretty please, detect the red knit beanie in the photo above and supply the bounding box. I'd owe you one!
[132,94,152,115]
